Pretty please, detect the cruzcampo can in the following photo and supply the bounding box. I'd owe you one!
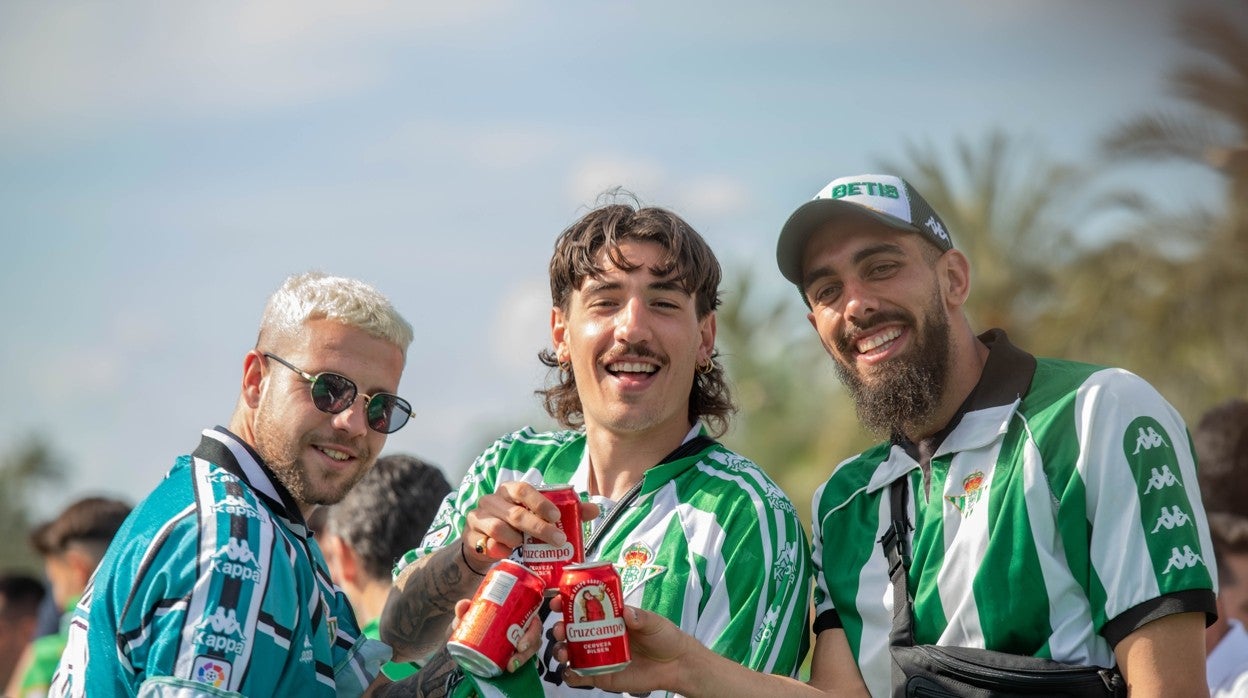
[522,484,584,596]
[447,559,545,677]
[559,560,630,675]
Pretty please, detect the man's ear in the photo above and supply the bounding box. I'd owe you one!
[697,312,717,366]
[939,249,972,309]
[241,350,266,409]
[551,306,569,364]
[321,534,359,586]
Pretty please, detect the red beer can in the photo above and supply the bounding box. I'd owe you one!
[447,559,545,677]
[559,560,630,675]
[522,484,584,596]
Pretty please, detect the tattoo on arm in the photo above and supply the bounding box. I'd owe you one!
[373,648,462,698]
[382,542,482,663]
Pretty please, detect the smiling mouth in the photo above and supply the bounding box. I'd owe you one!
[856,326,902,355]
[607,361,658,376]
[315,445,352,462]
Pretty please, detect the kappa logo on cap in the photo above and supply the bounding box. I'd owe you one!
[924,215,949,243]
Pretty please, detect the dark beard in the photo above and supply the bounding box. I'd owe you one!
[833,302,951,439]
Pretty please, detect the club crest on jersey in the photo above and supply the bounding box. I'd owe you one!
[616,542,665,596]
[945,471,985,517]
[423,524,451,549]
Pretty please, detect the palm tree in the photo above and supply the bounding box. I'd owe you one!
[1094,4,1248,412]
[876,130,1136,358]
[716,265,872,524]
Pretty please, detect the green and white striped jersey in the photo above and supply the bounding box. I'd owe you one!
[397,424,811,697]
[51,428,389,697]
[812,331,1216,698]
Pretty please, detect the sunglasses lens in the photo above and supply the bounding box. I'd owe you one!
[367,395,412,434]
[310,373,357,414]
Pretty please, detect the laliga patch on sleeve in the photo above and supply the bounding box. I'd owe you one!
[193,655,233,689]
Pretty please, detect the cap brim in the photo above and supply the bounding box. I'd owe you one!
[775,199,921,286]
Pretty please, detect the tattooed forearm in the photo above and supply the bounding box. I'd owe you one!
[380,541,483,663]
[372,648,463,698]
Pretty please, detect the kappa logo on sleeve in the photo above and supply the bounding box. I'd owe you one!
[194,607,248,657]
[752,605,781,646]
[1162,545,1206,574]
[1132,425,1169,454]
[1150,505,1192,533]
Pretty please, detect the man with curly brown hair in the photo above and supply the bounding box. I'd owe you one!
[380,199,812,698]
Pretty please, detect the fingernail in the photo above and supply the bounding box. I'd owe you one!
[508,658,521,672]
[629,607,639,622]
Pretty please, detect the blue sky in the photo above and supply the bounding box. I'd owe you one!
[0,0,1225,518]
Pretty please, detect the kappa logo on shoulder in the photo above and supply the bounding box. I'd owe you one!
[213,537,263,582]
[772,542,799,585]
[215,494,260,519]
[1132,426,1169,454]
[300,636,314,665]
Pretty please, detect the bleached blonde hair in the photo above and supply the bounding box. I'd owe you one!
[257,271,413,355]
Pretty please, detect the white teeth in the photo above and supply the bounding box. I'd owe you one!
[610,362,657,374]
[857,327,901,354]
[319,447,350,461]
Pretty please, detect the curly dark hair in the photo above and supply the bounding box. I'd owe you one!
[536,199,735,437]
[324,454,452,581]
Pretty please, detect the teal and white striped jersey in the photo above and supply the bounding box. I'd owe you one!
[397,424,811,697]
[812,331,1216,698]
[50,428,389,697]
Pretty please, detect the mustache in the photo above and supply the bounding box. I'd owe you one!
[835,310,914,354]
[601,341,667,366]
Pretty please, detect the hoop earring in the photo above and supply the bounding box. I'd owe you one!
[698,359,714,375]
[558,360,571,374]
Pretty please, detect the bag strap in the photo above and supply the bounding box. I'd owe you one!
[880,475,916,648]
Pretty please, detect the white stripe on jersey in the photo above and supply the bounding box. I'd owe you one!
[1075,371,1163,614]
[1016,414,1108,666]
[935,449,993,649]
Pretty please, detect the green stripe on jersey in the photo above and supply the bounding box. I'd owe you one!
[405,427,812,697]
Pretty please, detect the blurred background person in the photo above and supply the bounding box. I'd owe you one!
[0,572,46,691]
[1195,398,1248,697]
[320,453,452,682]
[7,496,131,697]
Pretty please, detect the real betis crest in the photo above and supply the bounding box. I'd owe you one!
[944,470,985,517]
[616,542,666,596]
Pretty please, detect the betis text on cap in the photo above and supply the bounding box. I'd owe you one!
[775,174,954,285]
